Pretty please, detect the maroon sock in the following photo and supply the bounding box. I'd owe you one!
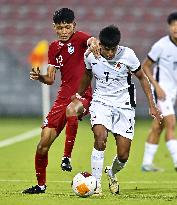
[35,152,48,186]
[64,116,78,158]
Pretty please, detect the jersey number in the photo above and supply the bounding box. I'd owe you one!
[104,72,109,82]
[56,55,63,67]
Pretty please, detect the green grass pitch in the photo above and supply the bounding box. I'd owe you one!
[0,117,177,205]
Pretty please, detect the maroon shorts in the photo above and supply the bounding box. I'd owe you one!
[42,95,92,136]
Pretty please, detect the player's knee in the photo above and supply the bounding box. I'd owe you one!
[151,123,163,136]
[117,151,129,162]
[37,143,49,155]
[66,105,76,117]
[166,121,176,130]
[94,138,107,151]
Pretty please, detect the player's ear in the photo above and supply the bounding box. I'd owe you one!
[53,23,56,30]
[73,22,76,31]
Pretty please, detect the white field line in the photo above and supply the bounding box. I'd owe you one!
[0,179,177,184]
[0,128,40,148]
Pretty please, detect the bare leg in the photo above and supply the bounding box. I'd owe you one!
[142,118,163,168]
[164,115,177,168]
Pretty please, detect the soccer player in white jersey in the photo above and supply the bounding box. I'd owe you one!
[73,25,162,195]
[141,12,177,172]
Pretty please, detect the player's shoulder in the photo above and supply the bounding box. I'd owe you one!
[49,40,58,46]
[48,40,62,49]
[118,46,140,67]
[75,31,91,38]
[76,31,91,37]
[156,35,169,43]
[119,46,137,58]
[152,35,169,48]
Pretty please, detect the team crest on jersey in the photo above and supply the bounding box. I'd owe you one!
[67,43,74,54]
[114,62,121,69]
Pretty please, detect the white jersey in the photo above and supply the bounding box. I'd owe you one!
[148,35,177,93]
[84,46,140,109]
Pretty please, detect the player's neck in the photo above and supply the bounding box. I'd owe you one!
[59,31,76,44]
[169,35,177,45]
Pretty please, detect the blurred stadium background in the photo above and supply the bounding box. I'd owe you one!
[0,0,177,117]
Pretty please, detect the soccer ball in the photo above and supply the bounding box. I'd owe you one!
[71,172,97,197]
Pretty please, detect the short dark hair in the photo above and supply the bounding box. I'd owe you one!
[53,8,75,24]
[99,25,121,48]
[167,12,177,24]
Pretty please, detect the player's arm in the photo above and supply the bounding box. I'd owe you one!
[77,53,93,96]
[142,57,156,87]
[77,68,93,96]
[143,57,166,100]
[30,65,56,85]
[72,53,93,101]
[134,68,162,123]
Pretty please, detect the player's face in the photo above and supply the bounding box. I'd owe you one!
[169,20,177,40]
[100,45,118,60]
[53,22,76,42]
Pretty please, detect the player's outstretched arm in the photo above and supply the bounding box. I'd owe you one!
[29,66,55,85]
[134,68,163,123]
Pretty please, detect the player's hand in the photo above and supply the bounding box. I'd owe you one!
[71,93,82,101]
[89,39,100,59]
[30,67,40,80]
[47,66,56,81]
[149,105,163,124]
[155,84,166,101]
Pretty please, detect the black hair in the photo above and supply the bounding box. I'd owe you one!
[167,12,177,24]
[99,25,121,48]
[53,8,75,24]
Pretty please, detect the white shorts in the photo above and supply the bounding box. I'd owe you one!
[89,101,135,140]
[157,92,177,117]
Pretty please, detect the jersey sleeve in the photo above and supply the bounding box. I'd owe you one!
[48,43,57,67]
[84,50,92,70]
[148,40,163,63]
[126,49,141,73]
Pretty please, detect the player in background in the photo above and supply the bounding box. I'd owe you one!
[22,8,99,194]
[72,25,162,195]
[141,12,177,172]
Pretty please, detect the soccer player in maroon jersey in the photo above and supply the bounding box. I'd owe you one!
[22,8,99,194]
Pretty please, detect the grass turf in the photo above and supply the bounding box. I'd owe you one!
[0,117,177,205]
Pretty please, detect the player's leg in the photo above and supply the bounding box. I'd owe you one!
[142,118,164,171]
[61,98,85,171]
[142,95,176,171]
[164,114,177,170]
[105,135,131,194]
[105,108,134,194]
[91,124,108,195]
[89,101,111,195]
[22,127,57,194]
[23,101,67,194]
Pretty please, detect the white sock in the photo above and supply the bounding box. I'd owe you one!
[109,156,127,177]
[142,142,158,166]
[38,185,45,190]
[91,148,104,186]
[166,139,177,167]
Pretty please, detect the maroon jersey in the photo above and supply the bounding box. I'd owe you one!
[48,31,92,99]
